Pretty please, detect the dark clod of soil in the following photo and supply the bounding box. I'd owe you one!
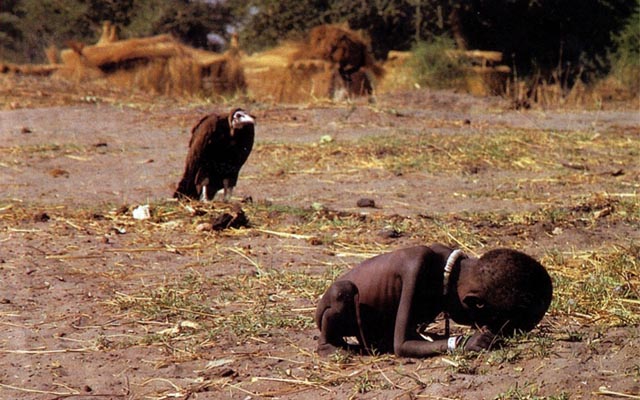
[210,207,249,231]
[33,212,50,222]
[49,168,70,178]
[378,226,402,239]
[211,213,233,230]
[116,205,130,215]
[356,198,376,208]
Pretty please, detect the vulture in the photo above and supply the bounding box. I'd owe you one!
[174,108,255,201]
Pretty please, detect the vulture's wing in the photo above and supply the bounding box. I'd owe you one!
[175,113,226,199]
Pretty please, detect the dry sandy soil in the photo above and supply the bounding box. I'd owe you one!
[0,76,639,399]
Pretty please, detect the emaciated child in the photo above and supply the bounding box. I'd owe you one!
[315,244,553,357]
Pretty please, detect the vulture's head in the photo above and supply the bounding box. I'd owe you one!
[229,109,255,134]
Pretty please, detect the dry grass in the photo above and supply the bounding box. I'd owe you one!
[253,126,637,177]
[1,105,638,398]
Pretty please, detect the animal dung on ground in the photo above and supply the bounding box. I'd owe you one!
[174,108,255,202]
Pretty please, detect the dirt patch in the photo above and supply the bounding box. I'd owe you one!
[0,76,639,399]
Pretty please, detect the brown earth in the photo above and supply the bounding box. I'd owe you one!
[0,75,639,399]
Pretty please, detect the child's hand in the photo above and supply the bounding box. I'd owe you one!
[463,326,496,352]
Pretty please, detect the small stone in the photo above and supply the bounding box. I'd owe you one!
[356,198,376,208]
[49,168,69,178]
[378,227,402,239]
[196,222,213,232]
[319,134,333,144]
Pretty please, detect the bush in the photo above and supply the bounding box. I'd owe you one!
[408,37,466,90]
[609,7,640,93]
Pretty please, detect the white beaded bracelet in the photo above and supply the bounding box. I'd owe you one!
[447,336,460,352]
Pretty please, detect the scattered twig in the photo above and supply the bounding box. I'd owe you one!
[0,382,77,397]
[139,377,183,392]
[254,228,313,240]
[250,376,332,392]
[227,246,265,275]
[45,254,104,260]
[0,347,93,354]
[560,161,589,170]
[104,244,200,253]
[594,386,640,399]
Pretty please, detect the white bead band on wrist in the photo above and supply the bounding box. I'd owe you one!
[447,336,459,352]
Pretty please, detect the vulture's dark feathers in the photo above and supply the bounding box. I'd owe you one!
[174,108,255,201]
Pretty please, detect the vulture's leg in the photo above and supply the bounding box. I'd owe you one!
[222,179,233,202]
[200,186,208,202]
[199,178,210,202]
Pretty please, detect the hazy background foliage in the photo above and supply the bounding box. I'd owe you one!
[609,6,640,92]
[1,0,637,83]
[408,36,465,90]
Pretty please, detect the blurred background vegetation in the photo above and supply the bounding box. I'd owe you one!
[1,0,638,88]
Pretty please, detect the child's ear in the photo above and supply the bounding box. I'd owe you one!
[462,294,486,310]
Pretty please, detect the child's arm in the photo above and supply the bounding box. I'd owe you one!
[394,325,497,357]
[391,264,496,357]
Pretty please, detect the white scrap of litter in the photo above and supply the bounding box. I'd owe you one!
[132,204,151,220]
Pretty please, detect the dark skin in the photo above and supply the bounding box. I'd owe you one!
[315,244,497,357]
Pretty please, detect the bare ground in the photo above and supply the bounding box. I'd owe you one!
[0,76,639,399]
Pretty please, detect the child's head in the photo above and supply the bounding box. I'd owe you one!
[460,249,553,335]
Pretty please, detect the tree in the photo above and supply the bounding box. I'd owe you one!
[0,0,23,61]
[452,0,637,80]
[1,0,636,83]
[227,0,452,57]
[150,1,233,50]
[123,0,233,50]
[226,0,330,53]
[12,0,93,62]
[232,0,637,81]
[0,0,235,63]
